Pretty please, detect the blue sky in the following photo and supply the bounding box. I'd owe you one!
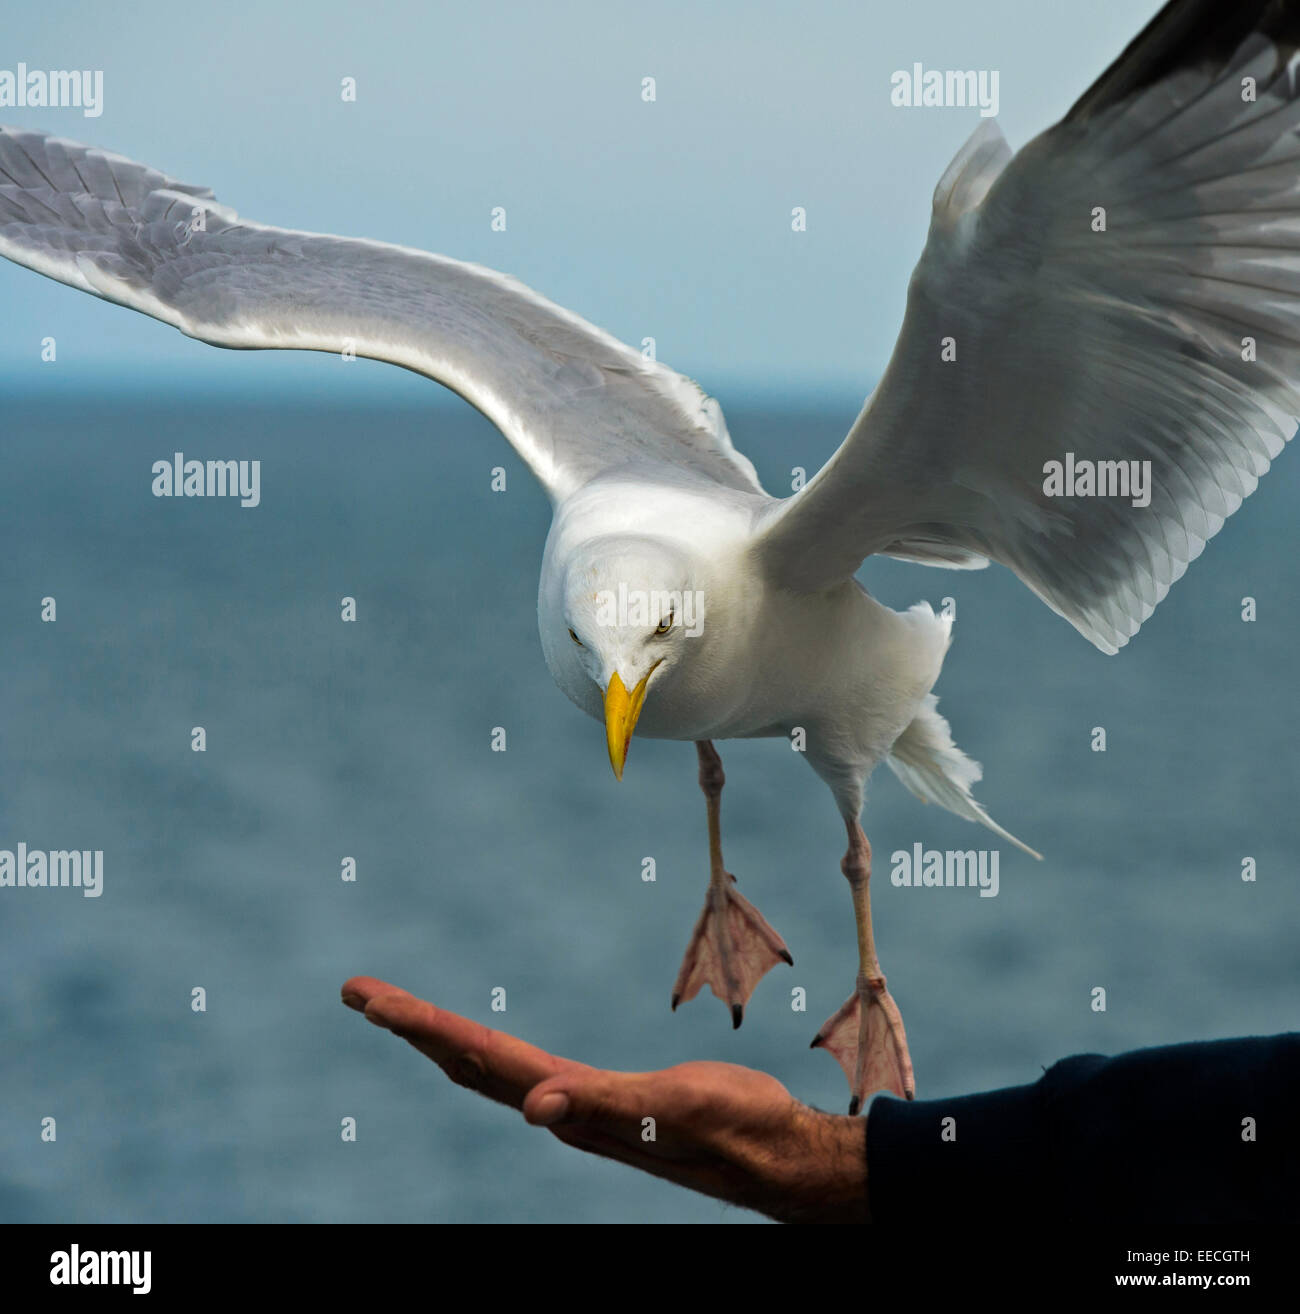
[1,0,1162,399]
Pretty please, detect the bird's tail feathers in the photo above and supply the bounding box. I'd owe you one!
[886,694,1042,859]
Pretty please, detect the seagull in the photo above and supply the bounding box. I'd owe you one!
[3,0,1297,1112]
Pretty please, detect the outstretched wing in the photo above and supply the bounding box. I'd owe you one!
[753,0,1300,653]
[0,126,762,503]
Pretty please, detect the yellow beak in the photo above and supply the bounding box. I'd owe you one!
[604,668,655,781]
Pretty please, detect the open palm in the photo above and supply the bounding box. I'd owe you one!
[341,976,868,1223]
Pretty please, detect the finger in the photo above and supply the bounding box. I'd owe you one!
[361,991,583,1110]
[341,976,412,1012]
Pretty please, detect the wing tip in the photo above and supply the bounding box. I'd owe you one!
[1067,0,1300,125]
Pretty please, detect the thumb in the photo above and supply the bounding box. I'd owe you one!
[522,1070,642,1129]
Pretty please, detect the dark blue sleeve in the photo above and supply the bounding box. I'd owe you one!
[865,1033,1300,1222]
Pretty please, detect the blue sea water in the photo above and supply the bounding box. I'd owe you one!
[1,383,1297,1223]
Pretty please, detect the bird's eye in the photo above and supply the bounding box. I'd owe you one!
[568,627,583,646]
[655,614,674,636]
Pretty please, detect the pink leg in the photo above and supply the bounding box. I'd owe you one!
[671,742,792,1027]
[811,819,915,1112]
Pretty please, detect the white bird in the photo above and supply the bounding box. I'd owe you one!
[4,0,1298,1111]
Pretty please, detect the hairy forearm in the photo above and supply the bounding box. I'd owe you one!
[750,1106,870,1224]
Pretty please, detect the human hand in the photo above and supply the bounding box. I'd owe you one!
[341,976,869,1223]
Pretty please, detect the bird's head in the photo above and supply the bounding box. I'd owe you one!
[552,535,704,780]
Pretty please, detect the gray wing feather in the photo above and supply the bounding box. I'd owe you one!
[0,126,763,502]
[755,0,1300,653]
